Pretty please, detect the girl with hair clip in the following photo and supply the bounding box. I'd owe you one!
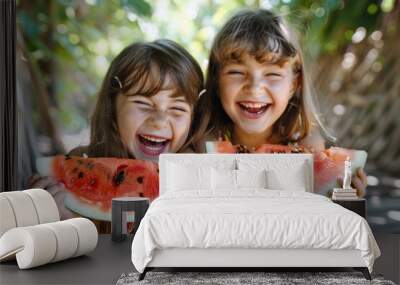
[31,39,204,231]
[72,39,203,160]
[188,9,367,196]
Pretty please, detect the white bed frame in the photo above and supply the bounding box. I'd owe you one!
[140,154,370,280]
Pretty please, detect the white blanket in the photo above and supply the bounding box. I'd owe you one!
[131,190,380,273]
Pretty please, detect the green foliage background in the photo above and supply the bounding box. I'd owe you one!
[17,0,396,150]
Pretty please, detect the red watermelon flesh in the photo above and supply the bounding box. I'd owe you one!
[216,141,236,153]
[51,156,159,214]
[206,141,367,196]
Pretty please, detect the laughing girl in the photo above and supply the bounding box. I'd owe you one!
[31,39,204,227]
[189,9,367,196]
[72,39,203,161]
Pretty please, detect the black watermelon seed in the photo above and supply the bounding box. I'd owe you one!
[137,176,144,184]
[139,192,144,197]
[113,171,125,186]
[236,144,250,153]
[78,172,84,178]
[65,155,71,160]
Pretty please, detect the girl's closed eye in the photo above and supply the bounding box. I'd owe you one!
[171,106,188,112]
[264,72,283,79]
[223,65,246,77]
[129,97,153,109]
[170,103,190,116]
[227,69,245,76]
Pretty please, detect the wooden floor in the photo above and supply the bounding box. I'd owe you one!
[0,235,134,285]
[0,234,399,284]
[373,233,400,284]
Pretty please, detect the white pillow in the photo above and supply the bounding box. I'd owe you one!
[211,169,268,190]
[237,158,307,191]
[236,169,267,189]
[211,168,237,190]
[266,168,306,191]
[167,162,211,191]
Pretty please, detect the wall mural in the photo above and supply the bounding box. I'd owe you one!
[16,1,400,233]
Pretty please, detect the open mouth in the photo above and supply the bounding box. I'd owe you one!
[137,134,171,156]
[237,101,271,119]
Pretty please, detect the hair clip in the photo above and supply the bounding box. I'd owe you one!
[113,76,123,89]
[198,89,206,97]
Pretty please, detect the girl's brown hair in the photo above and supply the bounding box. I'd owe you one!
[189,9,332,152]
[72,39,204,158]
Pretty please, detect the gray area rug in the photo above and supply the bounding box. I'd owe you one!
[116,271,396,285]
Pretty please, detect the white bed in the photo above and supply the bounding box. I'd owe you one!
[131,154,380,280]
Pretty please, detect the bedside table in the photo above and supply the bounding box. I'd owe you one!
[332,198,366,218]
[112,197,150,242]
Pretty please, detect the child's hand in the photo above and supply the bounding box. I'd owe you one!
[29,175,77,220]
[351,168,368,198]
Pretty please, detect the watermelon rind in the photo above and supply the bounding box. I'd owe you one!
[36,156,54,176]
[205,142,217,153]
[64,193,135,222]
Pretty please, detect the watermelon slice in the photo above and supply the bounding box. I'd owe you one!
[206,141,367,196]
[313,147,367,196]
[37,156,159,221]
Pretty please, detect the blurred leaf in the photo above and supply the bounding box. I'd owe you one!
[18,11,40,39]
[121,0,152,17]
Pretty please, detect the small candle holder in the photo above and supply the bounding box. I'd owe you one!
[332,158,358,200]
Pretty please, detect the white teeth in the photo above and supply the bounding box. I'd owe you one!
[239,102,268,108]
[145,145,164,150]
[140,134,168,143]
